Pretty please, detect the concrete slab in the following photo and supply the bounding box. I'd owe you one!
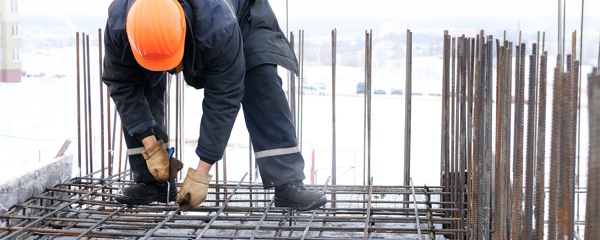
[0,154,72,213]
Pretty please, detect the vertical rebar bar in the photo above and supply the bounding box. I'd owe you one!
[363,30,368,186]
[290,32,296,135]
[467,36,475,240]
[99,29,105,179]
[500,42,514,240]
[524,46,537,240]
[76,33,82,177]
[442,33,451,221]
[559,66,573,240]
[440,30,450,201]
[511,43,526,240]
[467,37,475,239]
[82,33,89,176]
[548,67,562,240]
[484,35,494,240]
[569,32,579,240]
[300,30,305,154]
[450,37,456,235]
[493,39,503,240]
[86,35,93,175]
[332,29,336,186]
[558,0,563,71]
[576,2,585,231]
[458,35,467,240]
[585,69,600,240]
[297,30,302,141]
[405,29,412,188]
[534,52,548,240]
[473,36,485,240]
[118,127,123,174]
[368,30,373,185]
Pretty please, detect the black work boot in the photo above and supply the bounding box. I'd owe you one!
[115,180,178,205]
[274,180,327,211]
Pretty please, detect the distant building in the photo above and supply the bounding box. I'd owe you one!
[0,0,21,82]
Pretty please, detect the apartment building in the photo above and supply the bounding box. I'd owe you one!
[0,0,21,82]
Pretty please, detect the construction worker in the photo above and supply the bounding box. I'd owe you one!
[102,0,327,211]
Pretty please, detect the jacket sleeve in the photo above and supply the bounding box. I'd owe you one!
[195,22,245,163]
[102,23,158,140]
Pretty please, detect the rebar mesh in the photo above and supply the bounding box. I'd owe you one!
[0,172,462,239]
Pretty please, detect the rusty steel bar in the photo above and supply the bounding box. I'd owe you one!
[424,186,435,240]
[75,205,127,239]
[534,52,548,240]
[450,37,456,235]
[405,29,412,188]
[549,66,562,240]
[501,42,513,240]
[367,30,373,185]
[250,196,275,240]
[441,33,450,210]
[195,173,248,239]
[118,127,123,174]
[76,32,82,177]
[559,65,573,240]
[493,39,503,240]
[472,35,483,240]
[512,42,526,240]
[99,29,105,179]
[102,32,112,178]
[363,177,374,240]
[466,36,474,239]
[82,33,89,176]
[300,177,331,240]
[332,28,337,186]
[301,30,305,154]
[484,35,493,240]
[524,45,538,240]
[410,178,423,240]
[297,30,302,141]
[569,51,579,240]
[363,30,368,186]
[86,35,93,176]
[141,208,181,240]
[290,31,296,137]
[458,35,466,240]
[585,69,600,240]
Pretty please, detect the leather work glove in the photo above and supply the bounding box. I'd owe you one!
[176,168,212,211]
[142,140,183,182]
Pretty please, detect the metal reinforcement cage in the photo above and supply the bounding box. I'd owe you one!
[0,172,457,239]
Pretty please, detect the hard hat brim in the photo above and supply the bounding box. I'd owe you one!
[132,40,185,72]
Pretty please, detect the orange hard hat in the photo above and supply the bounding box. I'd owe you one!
[126,0,186,72]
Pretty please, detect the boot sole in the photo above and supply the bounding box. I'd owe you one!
[115,190,178,205]
[274,196,328,211]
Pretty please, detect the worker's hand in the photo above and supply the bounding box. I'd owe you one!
[169,156,184,182]
[176,168,212,211]
[142,140,183,182]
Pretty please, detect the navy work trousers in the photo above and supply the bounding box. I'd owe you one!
[123,64,305,188]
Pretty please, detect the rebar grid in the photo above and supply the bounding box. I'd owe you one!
[0,172,463,239]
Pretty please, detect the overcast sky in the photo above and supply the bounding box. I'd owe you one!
[18,0,598,20]
[18,0,600,49]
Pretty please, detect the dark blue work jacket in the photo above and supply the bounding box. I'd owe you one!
[102,0,299,161]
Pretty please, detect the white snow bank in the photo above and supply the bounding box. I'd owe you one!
[0,154,72,213]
